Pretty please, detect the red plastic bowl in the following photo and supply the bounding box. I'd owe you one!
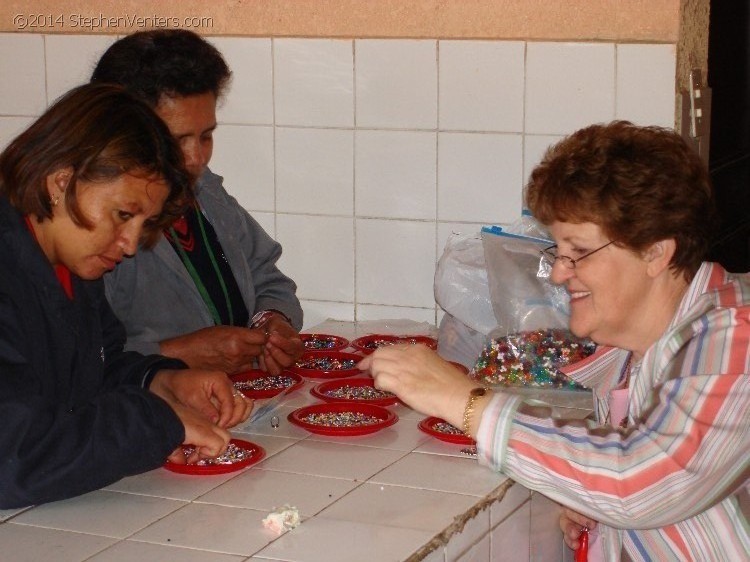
[230,369,304,399]
[288,402,398,436]
[311,377,400,406]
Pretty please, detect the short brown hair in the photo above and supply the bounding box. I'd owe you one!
[0,83,192,247]
[525,121,715,281]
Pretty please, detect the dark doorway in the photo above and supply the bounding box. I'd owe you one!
[707,0,750,272]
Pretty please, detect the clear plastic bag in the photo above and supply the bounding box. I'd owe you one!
[481,227,569,335]
[433,231,497,335]
[472,215,595,390]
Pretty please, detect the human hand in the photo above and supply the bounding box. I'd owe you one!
[149,368,253,429]
[358,345,477,429]
[256,314,303,375]
[160,326,267,374]
[164,401,232,465]
[559,506,597,551]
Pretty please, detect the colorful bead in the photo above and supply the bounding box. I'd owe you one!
[182,443,255,465]
[470,329,595,389]
[296,356,357,370]
[323,386,395,400]
[234,375,295,391]
[303,335,342,350]
[362,338,398,350]
[301,412,381,427]
[433,421,464,435]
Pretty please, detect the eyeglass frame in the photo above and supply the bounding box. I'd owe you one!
[540,240,615,269]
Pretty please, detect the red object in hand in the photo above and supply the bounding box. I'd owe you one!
[575,527,589,562]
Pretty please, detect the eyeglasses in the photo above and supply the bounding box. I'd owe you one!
[540,240,615,269]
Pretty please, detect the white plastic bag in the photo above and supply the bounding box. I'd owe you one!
[436,313,489,369]
[434,232,497,335]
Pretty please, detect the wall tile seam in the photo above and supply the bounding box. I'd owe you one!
[269,36,278,238]
[351,38,359,323]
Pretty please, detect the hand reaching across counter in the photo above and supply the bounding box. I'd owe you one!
[358,345,483,434]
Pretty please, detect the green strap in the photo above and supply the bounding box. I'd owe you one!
[169,204,233,326]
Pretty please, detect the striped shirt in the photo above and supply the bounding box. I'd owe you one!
[476,262,750,561]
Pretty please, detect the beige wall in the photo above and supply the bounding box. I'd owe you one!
[3,0,680,40]
[1,1,709,92]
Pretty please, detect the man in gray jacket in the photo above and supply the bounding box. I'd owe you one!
[92,30,303,375]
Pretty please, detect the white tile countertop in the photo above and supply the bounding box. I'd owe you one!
[0,321,576,561]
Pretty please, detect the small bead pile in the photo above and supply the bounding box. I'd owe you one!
[324,385,395,400]
[433,421,463,435]
[234,375,295,391]
[301,412,381,427]
[303,335,342,350]
[296,356,357,371]
[471,328,595,389]
[362,338,398,350]
[182,443,255,466]
[400,337,436,349]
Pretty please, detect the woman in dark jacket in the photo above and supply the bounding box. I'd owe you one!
[0,83,252,509]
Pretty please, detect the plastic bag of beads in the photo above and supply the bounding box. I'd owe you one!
[468,215,595,389]
[470,328,595,389]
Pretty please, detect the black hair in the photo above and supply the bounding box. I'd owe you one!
[91,29,231,106]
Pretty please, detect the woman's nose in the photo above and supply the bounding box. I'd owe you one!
[549,261,574,285]
[118,224,140,256]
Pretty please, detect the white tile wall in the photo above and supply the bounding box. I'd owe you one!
[0,33,46,115]
[0,116,34,150]
[356,39,438,129]
[438,132,523,224]
[45,34,117,104]
[523,134,565,189]
[356,218,437,308]
[525,42,616,135]
[277,127,354,215]
[357,304,436,325]
[276,214,355,302]
[0,33,677,330]
[439,41,525,132]
[355,130,437,220]
[616,43,677,127]
[274,38,354,128]
[211,37,273,125]
[211,125,275,212]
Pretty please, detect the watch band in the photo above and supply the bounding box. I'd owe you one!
[462,387,488,437]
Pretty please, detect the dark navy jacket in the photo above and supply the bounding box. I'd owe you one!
[0,195,185,508]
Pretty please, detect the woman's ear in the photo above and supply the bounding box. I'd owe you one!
[643,239,677,277]
[45,167,73,205]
